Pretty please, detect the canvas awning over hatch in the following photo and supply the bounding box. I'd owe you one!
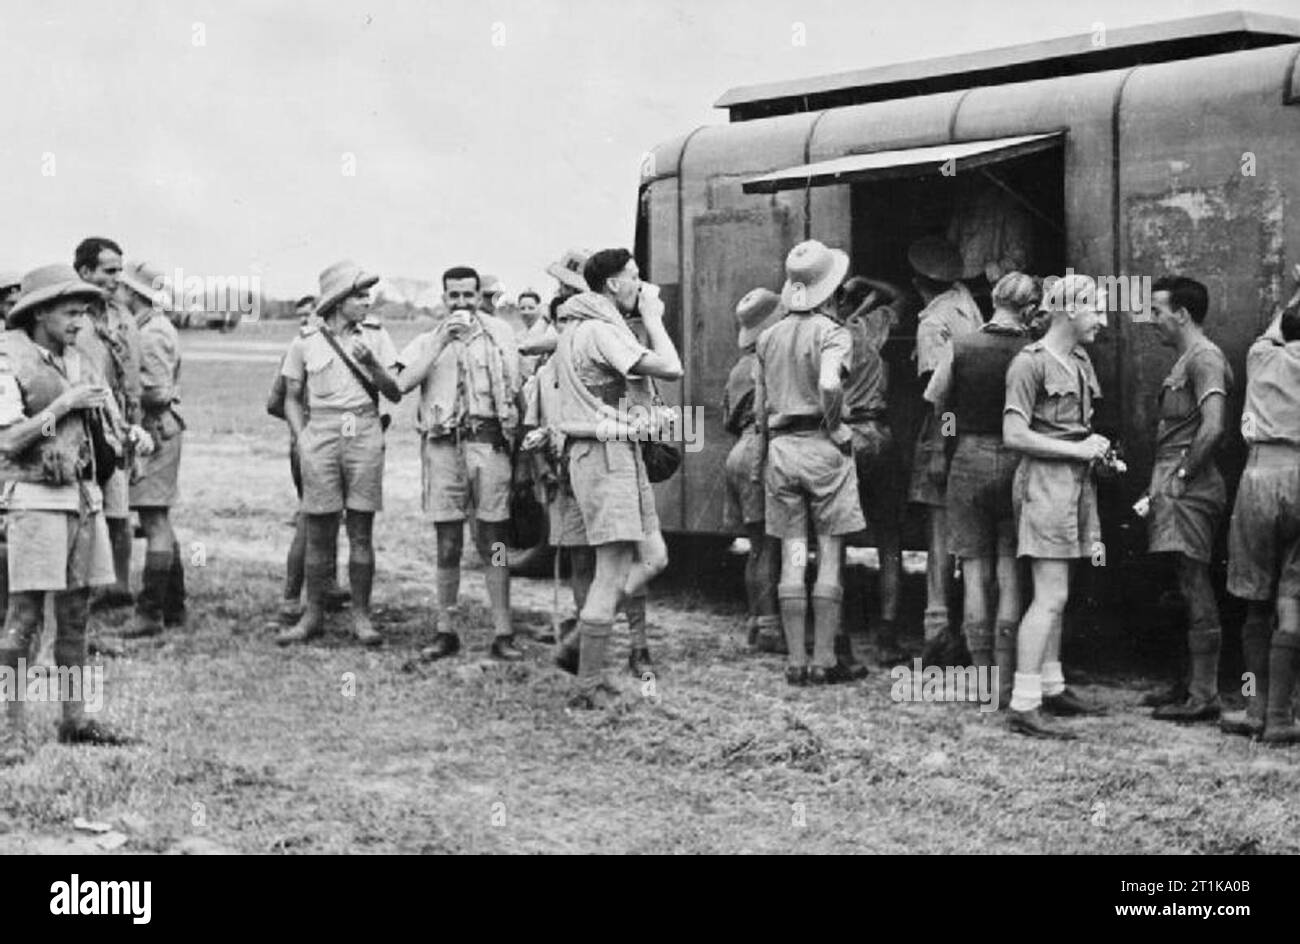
[741,132,1064,193]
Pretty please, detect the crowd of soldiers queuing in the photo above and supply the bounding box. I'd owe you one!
[721,237,1300,742]
[2,228,1299,757]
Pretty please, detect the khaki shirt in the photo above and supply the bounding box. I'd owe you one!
[282,320,397,413]
[76,297,143,423]
[1003,341,1101,440]
[915,282,982,377]
[135,309,183,413]
[398,311,519,433]
[1156,337,1231,456]
[753,312,852,429]
[840,303,894,419]
[1242,321,1300,446]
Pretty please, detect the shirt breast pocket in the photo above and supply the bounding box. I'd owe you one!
[1160,375,1192,421]
[304,349,339,399]
[1043,376,1081,428]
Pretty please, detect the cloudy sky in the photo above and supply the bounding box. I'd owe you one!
[2,0,1296,301]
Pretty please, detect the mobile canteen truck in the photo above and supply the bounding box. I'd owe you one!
[629,10,1300,593]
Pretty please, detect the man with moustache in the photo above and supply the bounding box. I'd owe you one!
[401,266,525,663]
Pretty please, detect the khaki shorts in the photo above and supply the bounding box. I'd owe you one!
[908,411,949,507]
[947,434,1021,559]
[568,438,660,546]
[1012,456,1101,560]
[1227,447,1300,601]
[1148,454,1226,564]
[548,488,588,547]
[102,467,129,519]
[724,427,766,528]
[422,437,511,523]
[7,509,115,593]
[765,430,864,539]
[130,431,182,508]
[297,411,385,515]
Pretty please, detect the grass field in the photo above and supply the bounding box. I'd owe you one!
[1,318,1297,854]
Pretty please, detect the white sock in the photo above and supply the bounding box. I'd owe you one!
[1041,661,1065,697]
[1010,672,1042,713]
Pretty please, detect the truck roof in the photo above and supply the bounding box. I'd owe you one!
[716,10,1300,121]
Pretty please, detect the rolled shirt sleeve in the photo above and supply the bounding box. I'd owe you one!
[1003,351,1039,424]
[281,337,307,383]
[1188,349,1229,406]
[589,322,651,377]
[371,327,399,372]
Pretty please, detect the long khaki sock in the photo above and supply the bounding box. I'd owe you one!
[484,560,511,638]
[1240,611,1272,724]
[624,594,647,649]
[1187,625,1221,703]
[778,584,807,668]
[1265,633,1300,731]
[994,620,1017,705]
[963,619,993,667]
[811,584,843,670]
[577,619,613,688]
[435,568,460,634]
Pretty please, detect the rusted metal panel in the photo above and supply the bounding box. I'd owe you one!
[1119,43,1300,515]
[675,115,815,534]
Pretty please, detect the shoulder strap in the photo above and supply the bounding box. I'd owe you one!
[320,328,379,407]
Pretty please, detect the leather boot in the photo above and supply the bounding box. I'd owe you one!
[1222,610,1271,737]
[163,539,187,628]
[753,614,786,654]
[994,620,1017,709]
[1262,632,1300,744]
[778,584,808,683]
[120,550,170,638]
[1155,627,1221,722]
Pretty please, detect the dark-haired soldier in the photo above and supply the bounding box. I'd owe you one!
[551,248,680,707]
[1222,271,1300,742]
[1134,277,1231,722]
[73,237,142,610]
[402,266,524,663]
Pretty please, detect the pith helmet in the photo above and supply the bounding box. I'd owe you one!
[735,287,783,347]
[6,264,103,329]
[780,240,849,313]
